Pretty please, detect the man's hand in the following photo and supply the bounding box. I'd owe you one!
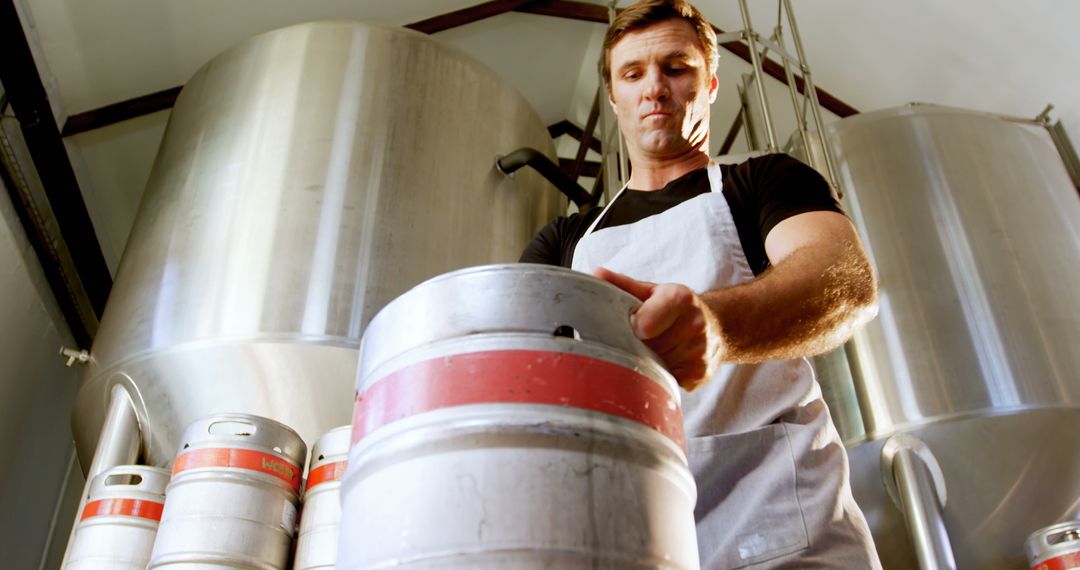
[593,267,721,392]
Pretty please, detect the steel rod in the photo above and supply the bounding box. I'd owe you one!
[893,447,958,570]
[737,0,778,152]
[782,0,839,188]
[59,385,142,568]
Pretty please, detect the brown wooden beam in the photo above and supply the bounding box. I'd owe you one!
[405,0,536,34]
[62,86,181,137]
[715,29,858,118]
[514,0,611,23]
[559,157,600,178]
[547,120,602,153]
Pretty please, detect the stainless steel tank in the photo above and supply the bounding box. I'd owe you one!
[70,21,562,468]
[339,264,699,569]
[807,104,1080,569]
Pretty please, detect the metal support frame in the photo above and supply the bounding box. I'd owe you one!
[736,0,778,152]
[881,435,957,570]
[59,385,142,567]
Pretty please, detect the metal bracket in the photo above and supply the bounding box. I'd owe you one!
[881,434,947,509]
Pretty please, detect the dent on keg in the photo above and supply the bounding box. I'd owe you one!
[66,466,169,570]
[338,264,699,570]
[149,413,307,569]
[1027,521,1080,570]
[295,425,351,570]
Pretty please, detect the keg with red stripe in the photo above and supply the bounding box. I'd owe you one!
[66,465,169,569]
[148,413,307,569]
[294,425,350,570]
[338,264,699,569]
[1028,521,1080,570]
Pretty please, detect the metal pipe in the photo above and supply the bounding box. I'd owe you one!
[1047,119,1080,191]
[60,385,141,568]
[774,27,808,145]
[893,448,958,569]
[881,435,956,570]
[736,0,778,152]
[782,0,839,188]
[496,148,595,207]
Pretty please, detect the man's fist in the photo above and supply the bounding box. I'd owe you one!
[593,268,721,391]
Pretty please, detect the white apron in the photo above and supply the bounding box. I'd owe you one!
[572,163,880,569]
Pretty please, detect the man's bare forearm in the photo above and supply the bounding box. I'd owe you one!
[702,239,878,364]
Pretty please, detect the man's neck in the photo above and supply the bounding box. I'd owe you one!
[626,148,711,191]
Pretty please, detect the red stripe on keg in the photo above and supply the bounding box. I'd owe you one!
[80,498,164,522]
[1033,551,1080,570]
[352,350,685,449]
[306,460,347,490]
[172,448,302,493]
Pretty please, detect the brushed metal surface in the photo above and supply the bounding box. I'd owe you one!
[295,425,350,570]
[149,414,306,569]
[341,265,696,569]
[810,104,1080,569]
[71,21,562,468]
[828,104,1080,438]
[65,465,169,570]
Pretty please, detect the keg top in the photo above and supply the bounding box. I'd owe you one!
[359,264,658,386]
[176,413,308,467]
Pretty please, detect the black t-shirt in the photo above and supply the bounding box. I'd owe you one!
[518,153,842,276]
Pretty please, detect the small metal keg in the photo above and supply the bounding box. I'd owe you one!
[65,465,169,569]
[149,413,307,569]
[338,264,699,569]
[1027,521,1080,570]
[294,425,351,570]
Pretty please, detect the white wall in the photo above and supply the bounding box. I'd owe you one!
[0,174,84,569]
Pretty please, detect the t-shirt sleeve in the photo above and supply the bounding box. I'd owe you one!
[518,219,564,266]
[724,154,845,274]
[517,209,600,268]
[752,153,843,240]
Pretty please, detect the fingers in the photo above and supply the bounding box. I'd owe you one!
[632,284,695,340]
[592,267,655,301]
[589,268,717,391]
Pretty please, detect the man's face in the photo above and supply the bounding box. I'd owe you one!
[607,19,718,161]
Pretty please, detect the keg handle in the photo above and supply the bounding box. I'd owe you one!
[103,472,145,488]
[207,419,259,437]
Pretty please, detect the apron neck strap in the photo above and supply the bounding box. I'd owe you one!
[581,163,721,239]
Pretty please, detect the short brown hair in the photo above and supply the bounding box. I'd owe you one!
[601,0,718,93]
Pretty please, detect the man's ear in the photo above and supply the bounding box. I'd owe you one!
[608,91,617,112]
[707,74,719,103]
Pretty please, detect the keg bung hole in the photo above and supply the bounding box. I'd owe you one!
[318,454,325,461]
[553,325,581,340]
[209,420,257,437]
[105,474,143,487]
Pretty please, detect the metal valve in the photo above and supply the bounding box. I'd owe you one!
[59,346,90,367]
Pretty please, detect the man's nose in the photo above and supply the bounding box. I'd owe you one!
[642,68,669,100]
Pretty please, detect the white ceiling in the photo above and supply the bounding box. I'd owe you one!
[12,0,1080,272]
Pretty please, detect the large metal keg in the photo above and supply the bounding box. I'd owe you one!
[339,264,698,569]
[294,425,350,570]
[800,104,1080,568]
[149,414,307,569]
[65,466,169,569]
[70,21,562,469]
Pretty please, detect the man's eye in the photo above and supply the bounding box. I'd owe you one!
[623,71,641,80]
[665,66,687,75]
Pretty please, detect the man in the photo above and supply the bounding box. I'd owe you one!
[520,0,882,568]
